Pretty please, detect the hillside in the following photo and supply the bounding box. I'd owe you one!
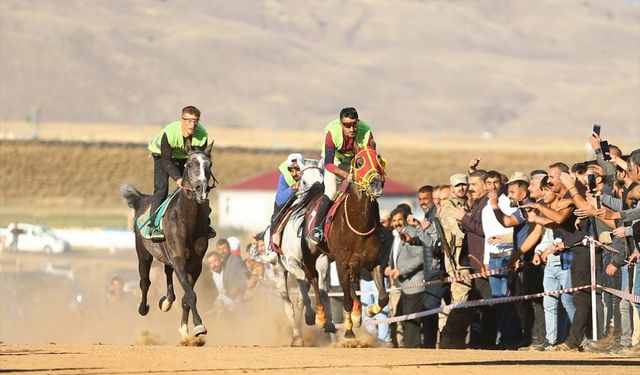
[0,0,638,138]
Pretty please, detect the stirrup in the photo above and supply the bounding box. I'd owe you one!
[307,227,323,245]
[150,228,165,242]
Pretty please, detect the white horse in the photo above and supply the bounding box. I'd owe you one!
[266,164,335,346]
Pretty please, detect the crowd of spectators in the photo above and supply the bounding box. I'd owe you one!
[162,130,639,355]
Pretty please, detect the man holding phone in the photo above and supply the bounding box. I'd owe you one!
[589,125,623,181]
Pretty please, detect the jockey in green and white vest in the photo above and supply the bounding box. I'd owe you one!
[274,153,304,214]
[308,107,376,244]
[146,106,213,241]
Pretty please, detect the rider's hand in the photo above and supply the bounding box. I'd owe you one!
[176,177,183,187]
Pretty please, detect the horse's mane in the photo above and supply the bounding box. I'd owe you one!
[291,182,324,215]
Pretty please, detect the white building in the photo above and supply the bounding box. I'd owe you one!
[217,168,417,232]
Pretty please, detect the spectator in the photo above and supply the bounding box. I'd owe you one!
[384,207,427,348]
[213,238,250,304]
[528,162,604,351]
[529,176,575,348]
[438,173,471,349]
[482,170,519,349]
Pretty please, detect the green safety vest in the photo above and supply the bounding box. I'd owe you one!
[278,160,296,187]
[148,121,208,159]
[320,119,372,163]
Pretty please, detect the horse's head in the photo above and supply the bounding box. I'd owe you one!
[183,142,214,204]
[351,146,386,199]
[297,160,323,195]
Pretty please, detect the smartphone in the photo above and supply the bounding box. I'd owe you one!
[592,124,601,137]
[600,140,611,161]
[587,174,597,192]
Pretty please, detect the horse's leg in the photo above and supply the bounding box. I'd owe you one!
[351,281,362,328]
[315,255,336,333]
[186,260,207,336]
[337,261,355,339]
[135,241,153,316]
[173,260,205,339]
[159,265,175,312]
[287,256,316,326]
[295,276,316,326]
[366,264,389,317]
[277,264,303,346]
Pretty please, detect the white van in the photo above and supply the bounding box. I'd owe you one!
[1,223,70,253]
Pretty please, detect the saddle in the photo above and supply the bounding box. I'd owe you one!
[136,189,180,240]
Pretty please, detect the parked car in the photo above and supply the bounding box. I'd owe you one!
[0,223,70,253]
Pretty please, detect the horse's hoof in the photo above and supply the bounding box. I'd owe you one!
[292,336,304,347]
[178,324,189,340]
[344,330,356,340]
[159,296,173,312]
[304,312,316,326]
[323,322,336,334]
[365,304,381,318]
[138,303,149,316]
[193,325,207,337]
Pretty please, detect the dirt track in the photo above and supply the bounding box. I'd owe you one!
[2,343,638,374]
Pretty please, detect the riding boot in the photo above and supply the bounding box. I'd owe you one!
[149,203,165,242]
[308,195,333,245]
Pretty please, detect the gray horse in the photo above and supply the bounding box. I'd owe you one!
[120,143,213,340]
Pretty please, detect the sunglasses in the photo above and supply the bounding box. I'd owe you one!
[341,120,358,129]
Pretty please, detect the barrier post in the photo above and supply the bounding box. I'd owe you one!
[589,236,597,341]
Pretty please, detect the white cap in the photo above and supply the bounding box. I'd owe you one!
[286,153,305,168]
[227,236,240,251]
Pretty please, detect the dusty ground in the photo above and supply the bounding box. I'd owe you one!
[1,251,639,374]
[1,343,638,374]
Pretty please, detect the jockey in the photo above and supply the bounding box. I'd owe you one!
[258,153,306,264]
[147,105,216,241]
[308,107,377,244]
[273,153,305,220]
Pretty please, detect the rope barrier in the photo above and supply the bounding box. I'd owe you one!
[362,284,639,326]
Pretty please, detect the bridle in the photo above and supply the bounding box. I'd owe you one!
[340,147,387,236]
[180,151,217,196]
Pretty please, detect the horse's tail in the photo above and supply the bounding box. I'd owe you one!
[120,182,144,210]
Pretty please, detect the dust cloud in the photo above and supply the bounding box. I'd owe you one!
[0,250,359,347]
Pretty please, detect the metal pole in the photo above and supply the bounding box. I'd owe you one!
[589,235,597,341]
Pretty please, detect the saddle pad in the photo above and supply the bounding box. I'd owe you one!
[135,189,180,240]
[270,208,294,254]
[322,192,348,240]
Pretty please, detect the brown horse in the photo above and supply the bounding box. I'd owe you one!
[303,147,389,339]
[120,143,214,341]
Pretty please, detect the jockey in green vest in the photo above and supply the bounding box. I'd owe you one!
[258,153,306,264]
[308,107,376,244]
[147,105,215,241]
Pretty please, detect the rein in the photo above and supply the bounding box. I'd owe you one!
[352,171,379,201]
[343,192,376,236]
